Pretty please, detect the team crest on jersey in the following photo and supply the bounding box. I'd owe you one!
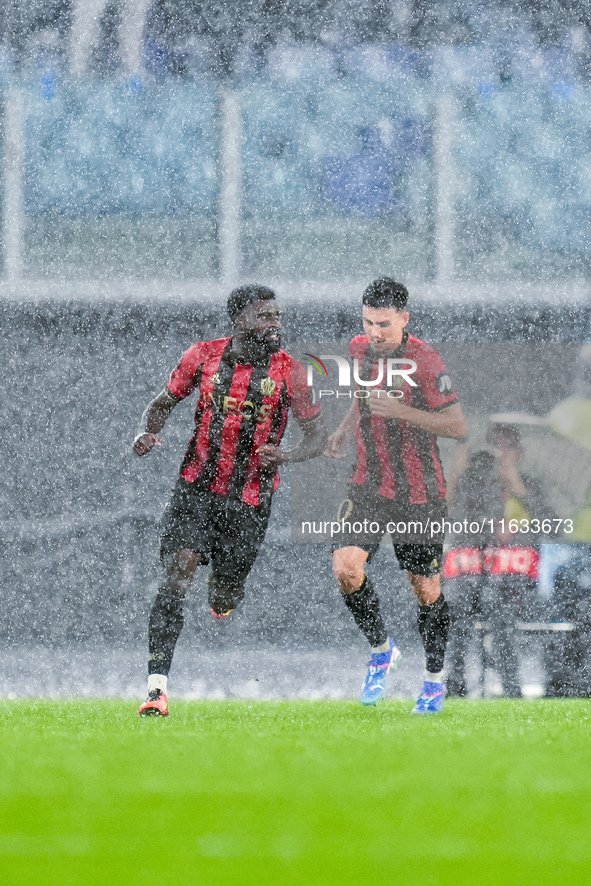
[261,377,277,396]
[211,372,221,385]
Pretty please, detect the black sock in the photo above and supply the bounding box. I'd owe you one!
[148,590,185,676]
[417,593,450,674]
[342,576,388,648]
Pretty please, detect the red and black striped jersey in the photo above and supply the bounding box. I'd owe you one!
[167,337,320,506]
[350,333,458,505]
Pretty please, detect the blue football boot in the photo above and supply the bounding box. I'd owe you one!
[360,639,402,705]
[412,680,445,714]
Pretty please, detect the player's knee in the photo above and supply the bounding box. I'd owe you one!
[177,548,203,571]
[409,573,441,606]
[332,551,364,593]
[163,548,202,591]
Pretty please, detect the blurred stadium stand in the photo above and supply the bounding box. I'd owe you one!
[0,2,591,282]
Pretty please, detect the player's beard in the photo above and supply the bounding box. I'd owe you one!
[244,329,282,363]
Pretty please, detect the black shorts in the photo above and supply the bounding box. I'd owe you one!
[331,485,446,578]
[160,479,271,585]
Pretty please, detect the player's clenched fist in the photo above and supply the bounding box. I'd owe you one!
[257,443,289,467]
[133,433,162,456]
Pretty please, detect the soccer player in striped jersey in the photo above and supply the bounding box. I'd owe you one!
[325,278,467,713]
[134,285,326,717]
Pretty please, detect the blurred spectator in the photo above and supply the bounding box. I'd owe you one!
[444,423,556,697]
[541,341,591,695]
[544,550,591,696]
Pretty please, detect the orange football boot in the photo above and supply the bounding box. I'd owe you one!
[138,689,169,717]
[211,608,234,620]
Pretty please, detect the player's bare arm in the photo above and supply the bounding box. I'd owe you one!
[257,413,327,467]
[324,399,360,458]
[495,450,529,498]
[444,441,471,507]
[368,394,467,439]
[133,388,179,456]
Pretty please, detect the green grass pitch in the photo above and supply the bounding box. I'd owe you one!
[2,699,591,886]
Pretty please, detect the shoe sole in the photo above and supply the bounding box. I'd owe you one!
[361,692,384,706]
[211,608,234,620]
[138,705,169,718]
[412,698,444,715]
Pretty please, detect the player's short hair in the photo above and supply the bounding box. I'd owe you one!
[362,277,409,311]
[227,284,276,322]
